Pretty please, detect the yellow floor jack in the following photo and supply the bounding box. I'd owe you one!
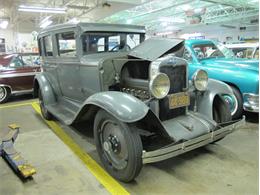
[0,124,36,179]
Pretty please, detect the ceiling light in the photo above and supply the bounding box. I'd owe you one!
[161,22,168,27]
[18,5,66,14]
[0,21,8,29]
[126,19,132,24]
[40,20,53,28]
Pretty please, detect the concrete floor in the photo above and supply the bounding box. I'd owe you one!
[0,96,258,195]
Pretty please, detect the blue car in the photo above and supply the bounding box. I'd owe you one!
[184,39,259,118]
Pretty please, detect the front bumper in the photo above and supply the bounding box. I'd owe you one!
[243,93,259,112]
[142,116,245,164]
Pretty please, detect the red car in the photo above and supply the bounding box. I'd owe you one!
[0,53,41,103]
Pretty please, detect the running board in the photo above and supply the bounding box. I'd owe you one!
[142,116,245,164]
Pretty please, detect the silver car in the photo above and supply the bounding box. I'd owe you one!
[35,23,244,182]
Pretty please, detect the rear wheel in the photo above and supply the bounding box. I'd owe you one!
[94,110,143,182]
[38,89,52,120]
[212,96,232,143]
[0,86,10,103]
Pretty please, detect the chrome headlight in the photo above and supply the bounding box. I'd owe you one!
[192,69,208,91]
[149,73,170,99]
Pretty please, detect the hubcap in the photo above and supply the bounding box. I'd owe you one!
[223,94,238,116]
[100,120,128,170]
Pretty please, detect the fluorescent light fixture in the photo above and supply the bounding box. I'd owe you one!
[18,5,66,14]
[161,22,168,27]
[126,19,132,24]
[0,20,8,29]
[40,20,53,28]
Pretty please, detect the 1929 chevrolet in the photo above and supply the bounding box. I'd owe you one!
[35,23,244,182]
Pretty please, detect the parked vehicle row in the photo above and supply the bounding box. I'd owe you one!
[34,23,245,182]
[0,22,257,182]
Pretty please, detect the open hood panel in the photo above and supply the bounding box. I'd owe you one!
[128,38,184,61]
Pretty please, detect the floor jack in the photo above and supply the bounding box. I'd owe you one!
[0,124,36,178]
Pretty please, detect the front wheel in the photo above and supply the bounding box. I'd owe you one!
[222,86,243,119]
[94,110,143,182]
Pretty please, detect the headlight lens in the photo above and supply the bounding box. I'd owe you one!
[193,69,208,91]
[149,73,170,99]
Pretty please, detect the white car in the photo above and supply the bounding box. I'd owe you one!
[225,43,259,59]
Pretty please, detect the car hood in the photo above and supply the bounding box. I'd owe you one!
[201,58,259,72]
[128,37,184,61]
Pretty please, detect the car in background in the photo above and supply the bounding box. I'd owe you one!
[225,42,259,59]
[184,39,259,119]
[0,53,41,103]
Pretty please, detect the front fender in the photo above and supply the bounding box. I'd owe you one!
[196,79,233,120]
[77,91,149,123]
[34,73,56,106]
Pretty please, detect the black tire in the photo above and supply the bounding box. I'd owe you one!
[212,96,232,143]
[0,86,10,103]
[38,89,53,120]
[94,110,143,182]
[230,86,243,119]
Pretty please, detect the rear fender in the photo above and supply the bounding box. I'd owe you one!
[196,79,233,120]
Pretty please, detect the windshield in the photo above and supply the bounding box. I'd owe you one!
[82,32,145,54]
[192,41,234,60]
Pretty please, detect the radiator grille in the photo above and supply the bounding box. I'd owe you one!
[159,65,187,121]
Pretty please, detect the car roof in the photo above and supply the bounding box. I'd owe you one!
[38,22,146,37]
[185,39,215,46]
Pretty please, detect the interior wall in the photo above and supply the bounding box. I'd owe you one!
[0,28,16,52]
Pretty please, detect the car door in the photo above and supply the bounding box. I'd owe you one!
[5,55,39,92]
[55,30,84,101]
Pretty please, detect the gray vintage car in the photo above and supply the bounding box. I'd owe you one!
[35,23,244,182]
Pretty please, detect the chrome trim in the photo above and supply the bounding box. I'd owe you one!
[142,116,245,164]
[243,93,259,112]
[0,72,39,79]
[12,89,33,95]
[0,84,12,92]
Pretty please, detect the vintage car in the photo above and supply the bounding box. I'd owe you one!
[225,42,259,59]
[184,39,259,119]
[0,53,41,103]
[35,23,244,182]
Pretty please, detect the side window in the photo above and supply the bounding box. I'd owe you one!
[43,35,53,56]
[9,57,24,68]
[56,32,76,57]
[183,49,192,62]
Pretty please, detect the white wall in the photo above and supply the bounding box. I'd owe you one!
[0,29,16,52]
[0,28,38,53]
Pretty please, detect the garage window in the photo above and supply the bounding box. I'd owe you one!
[43,35,53,56]
[56,32,76,57]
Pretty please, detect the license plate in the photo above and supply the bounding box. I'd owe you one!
[169,92,190,109]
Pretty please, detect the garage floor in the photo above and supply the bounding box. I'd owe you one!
[0,96,258,195]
